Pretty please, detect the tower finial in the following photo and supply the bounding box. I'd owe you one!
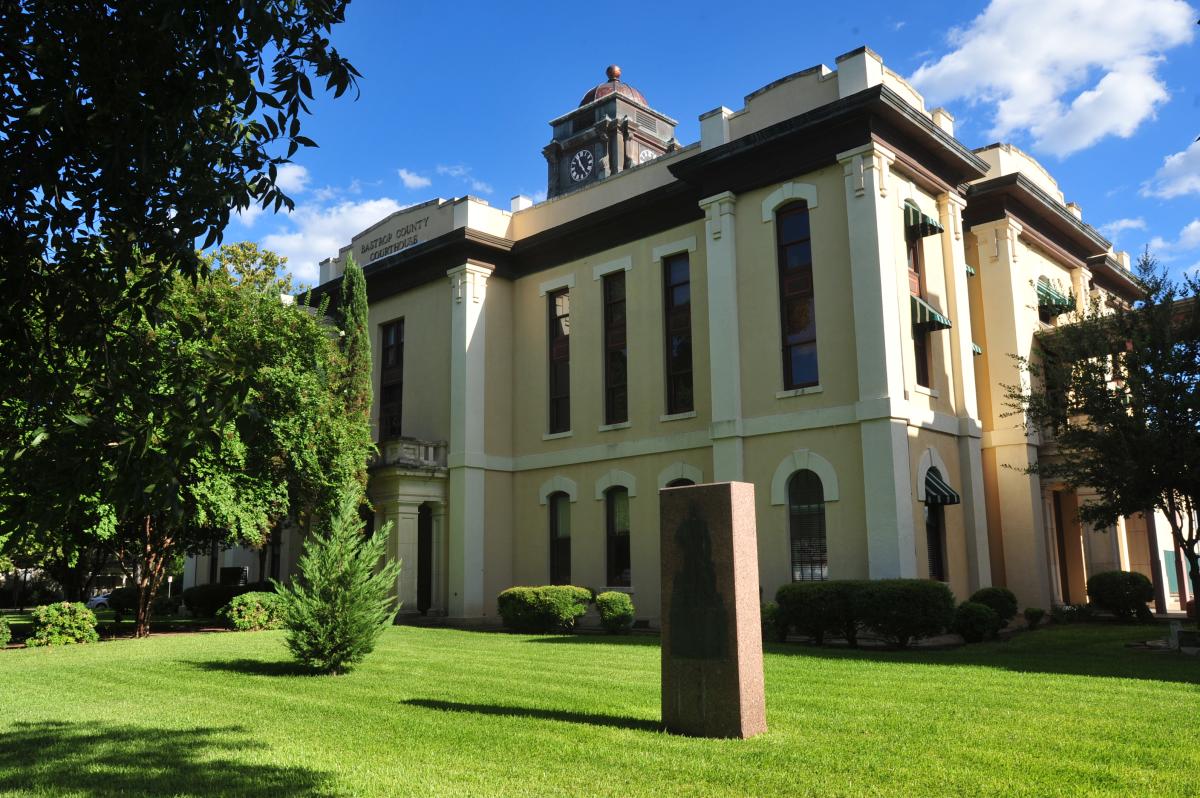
[606,64,621,81]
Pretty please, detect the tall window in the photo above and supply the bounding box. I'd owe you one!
[925,468,947,582]
[549,492,571,585]
[380,319,404,439]
[605,487,631,587]
[548,288,571,434]
[907,232,931,388]
[788,470,827,581]
[777,204,818,389]
[663,253,693,414]
[602,271,628,425]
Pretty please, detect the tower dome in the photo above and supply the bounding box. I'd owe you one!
[578,65,647,107]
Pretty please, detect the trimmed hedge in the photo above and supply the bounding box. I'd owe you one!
[182,580,277,618]
[775,581,868,646]
[26,602,99,647]
[775,579,954,648]
[497,586,591,633]
[595,591,635,634]
[953,601,999,643]
[1023,607,1046,630]
[0,617,9,648]
[1087,570,1154,621]
[969,587,1018,627]
[761,602,787,642]
[219,592,283,631]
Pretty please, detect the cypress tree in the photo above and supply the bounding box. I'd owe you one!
[340,254,372,423]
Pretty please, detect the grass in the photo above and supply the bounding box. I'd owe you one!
[2,609,216,640]
[1,624,1197,797]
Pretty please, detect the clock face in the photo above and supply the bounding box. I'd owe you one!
[569,149,594,182]
[639,148,655,164]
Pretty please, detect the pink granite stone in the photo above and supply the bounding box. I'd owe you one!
[659,481,766,739]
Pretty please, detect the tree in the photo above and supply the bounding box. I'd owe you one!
[0,248,374,636]
[339,255,373,492]
[1012,250,1200,622]
[274,484,401,675]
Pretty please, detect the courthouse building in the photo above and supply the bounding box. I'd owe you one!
[186,47,1191,621]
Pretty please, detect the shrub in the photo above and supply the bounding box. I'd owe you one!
[859,580,955,648]
[220,592,283,631]
[0,617,10,648]
[1050,603,1092,624]
[274,487,402,675]
[760,602,788,642]
[969,587,1019,627]
[775,581,867,646]
[953,601,1000,643]
[1086,570,1154,621]
[26,602,99,647]
[182,583,243,617]
[107,586,139,615]
[497,585,591,633]
[595,591,635,634]
[1023,607,1046,630]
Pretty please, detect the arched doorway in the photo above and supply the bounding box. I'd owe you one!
[417,504,433,615]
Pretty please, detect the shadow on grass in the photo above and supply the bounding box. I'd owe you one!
[402,698,663,732]
[524,634,661,647]
[0,720,333,797]
[762,625,1200,685]
[184,658,314,677]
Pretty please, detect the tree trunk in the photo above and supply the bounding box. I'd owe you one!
[133,515,174,638]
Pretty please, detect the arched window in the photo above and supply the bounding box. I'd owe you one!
[605,487,631,587]
[788,470,826,581]
[776,203,818,389]
[924,468,947,582]
[665,478,695,488]
[548,492,571,585]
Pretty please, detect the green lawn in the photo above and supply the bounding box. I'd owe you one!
[1,624,1197,797]
[3,610,217,639]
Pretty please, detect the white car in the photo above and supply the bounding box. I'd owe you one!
[85,593,111,610]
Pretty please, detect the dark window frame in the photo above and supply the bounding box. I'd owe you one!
[549,492,571,585]
[547,288,571,434]
[907,214,932,389]
[602,271,628,425]
[776,203,819,390]
[379,319,405,440]
[605,487,631,587]
[788,469,827,582]
[924,472,947,582]
[663,252,694,415]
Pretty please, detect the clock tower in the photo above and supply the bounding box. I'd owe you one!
[543,65,679,199]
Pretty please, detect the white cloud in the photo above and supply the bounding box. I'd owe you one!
[437,163,494,194]
[398,168,432,189]
[911,0,1195,157]
[1143,139,1200,198]
[261,197,404,283]
[1098,217,1147,244]
[274,163,311,194]
[232,203,265,228]
[1148,218,1200,260]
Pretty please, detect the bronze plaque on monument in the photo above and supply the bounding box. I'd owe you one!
[659,481,766,739]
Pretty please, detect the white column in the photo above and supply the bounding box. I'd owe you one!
[446,261,491,618]
[392,502,420,613]
[838,142,916,579]
[938,191,992,592]
[699,190,744,481]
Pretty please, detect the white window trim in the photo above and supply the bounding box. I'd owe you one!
[538,476,579,505]
[538,273,576,296]
[770,449,839,504]
[657,462,704,490]
[776,385,824,399]
[659,410,697,422]
[597,421,631,433]
[542,430,573,441]
[592,256,632,281]
[915,447,951,503]
[761,181,819,222]
[595,469,637,500]
[651,236,698,263]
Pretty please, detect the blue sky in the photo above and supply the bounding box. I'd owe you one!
[229,0,1200,284]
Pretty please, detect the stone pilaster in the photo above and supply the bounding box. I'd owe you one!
[838,142,916,579]
[699,191,744,481]
[446,261,491,618]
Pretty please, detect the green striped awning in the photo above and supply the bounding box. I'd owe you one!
[965,263,977,277]
[911,295,952,333]
[971,342,983,356]
[924,469,961,506]
[1036,279,1075,315]
[905,203,944,240]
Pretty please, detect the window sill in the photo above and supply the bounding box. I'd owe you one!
[913,385,940,399]
[542,430,573,441]
[659,410,697,423]
[597,421,631,433]
[776,385,823,399]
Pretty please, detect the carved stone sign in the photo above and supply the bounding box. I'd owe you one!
[659,481,766,739]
